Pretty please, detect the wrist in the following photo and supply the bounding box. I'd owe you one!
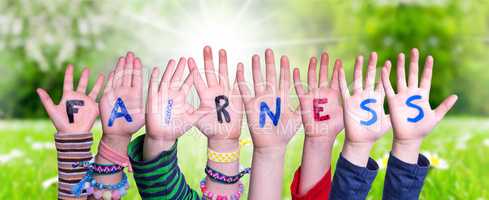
[304,135,336,149]
[253,146,287,158]
[143,134,176,161]
[208,138,240,152]
[392,139,422,164]
[100,134,131,155]
[341,140,374,167]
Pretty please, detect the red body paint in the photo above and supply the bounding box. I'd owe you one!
[313,98,330,121]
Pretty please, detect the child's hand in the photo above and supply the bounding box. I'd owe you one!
[293,53,343,140]
[188,47,243,144]
[381,48,457,163]
[145,58,196,149]
[338,52,391,166]
[237,49,301,149]
[99,52,145,143]
[37,65,104,132]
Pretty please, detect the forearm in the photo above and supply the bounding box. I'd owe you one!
[206,139,240,195]
[249,146,287,200]
[130,134,200,199]
[341,140,374,167]
[298,136,335,195]
[55,132,93,200]
[93,135,130,185]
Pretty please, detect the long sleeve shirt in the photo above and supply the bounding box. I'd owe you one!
[128,134,200,200]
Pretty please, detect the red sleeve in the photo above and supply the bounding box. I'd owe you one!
[290,166,332,200]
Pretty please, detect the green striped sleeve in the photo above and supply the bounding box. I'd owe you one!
[128,134,200,200]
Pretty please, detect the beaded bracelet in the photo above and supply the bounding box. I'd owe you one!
[72,169,129,199]
[205,166,251,184]
[200,178,243,200]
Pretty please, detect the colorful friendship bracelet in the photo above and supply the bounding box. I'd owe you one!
[207,148,240,163]
[73,162,124,175]
[200,178,244,200]
[207,139,252,163]
[205,166,251,185]
[72,169,129,199]
[98,140,132,172]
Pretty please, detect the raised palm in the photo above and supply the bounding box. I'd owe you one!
[99,52,145,137]
[293,53,344,138]
[237,49,301,148]
[381,49,458,141]
[37,65,104,132]
[339,53,391,143]
[146,58,197,140]
[189,46,243,140]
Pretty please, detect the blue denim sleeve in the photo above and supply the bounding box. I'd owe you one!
[329,154,379,200]
[382,153,430,200]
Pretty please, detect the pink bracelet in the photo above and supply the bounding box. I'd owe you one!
[98,140,132,172]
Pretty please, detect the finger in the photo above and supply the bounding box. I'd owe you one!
[381,60,395,97]
[434,95,458,121]
[75,68,90,93]
[396,53,407,92]
[188,57,207,97]
[337,61,350,100]
[353,55,363,95]
[236,63,252,103]
[113,57,125,88]
[293,68,306,96]
[160,59,176,91]
[88,74,105,100]
[329,59,341,90]
[180,73,194,96]
[36,88,56,115]
[132,57,143,90]
[365,52,377,91]
[375,76,385,100]
[123,52,134,87]
[420,55,433,91]
[63,64,74,92]
[203,46,218,87]
[318,52,329,88]
[408,48,419,88]
[148,67,160,97]
[307,57,318,89]
[252,54,265,95]
[279,56,291,92]
[170,57,187,89]
[104,71,114,94]
[218,49,230,89]
[265,49,276,91]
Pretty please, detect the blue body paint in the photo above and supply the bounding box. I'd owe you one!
[360,98,378,126]
[164,99,174,124]
[259,97,281,128]
[108,97,133,127]
[406,95,424,123]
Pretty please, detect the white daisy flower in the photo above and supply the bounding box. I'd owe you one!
[377,153,390,169]
[423,152,448,170]
[42,176,58,189]
[0,149,24,164]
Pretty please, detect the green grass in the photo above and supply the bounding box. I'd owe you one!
[1,117,489,199]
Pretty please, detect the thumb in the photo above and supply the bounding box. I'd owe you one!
[434,95,458,122]
[36,88,56,116]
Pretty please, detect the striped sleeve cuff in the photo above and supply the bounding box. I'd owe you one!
[55,132,93,199]
[128,134,201,200]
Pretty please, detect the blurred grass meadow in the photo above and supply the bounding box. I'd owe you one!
[1,0,489,199]
[1,118,489,199]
